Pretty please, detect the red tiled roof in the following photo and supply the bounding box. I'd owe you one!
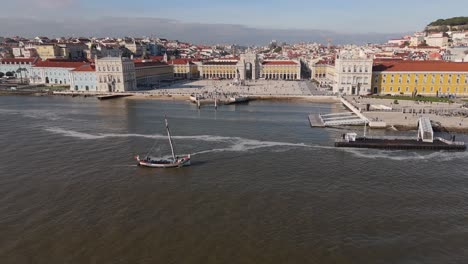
[72,64,95,72]
[149,56,164,61]
[428,52,443,60]
[168,59,194,65]
[45,58,90,63]
[262,61,298,65]
[316,60,335,66]
[33,60,88,68]
[408,46,440,49]
[203,61,238,65]
[217,56,239,61]
[373,61,468,72]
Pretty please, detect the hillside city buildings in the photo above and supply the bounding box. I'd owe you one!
[0,28,468,96]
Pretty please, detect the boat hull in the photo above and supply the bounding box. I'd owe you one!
[135,155,191,168]
[189,95,204,103]
[228,97,249,104]
[335,138,466,151]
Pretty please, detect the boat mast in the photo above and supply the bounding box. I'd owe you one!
[165,116,176,161]
[363,121,367,138]
[214,94,218,110]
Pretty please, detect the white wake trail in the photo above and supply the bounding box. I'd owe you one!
[44,127,316,154]
[45,127,230,142]
[190,139,315,156]
[45,127,466,161]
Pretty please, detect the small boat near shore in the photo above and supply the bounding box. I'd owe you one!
[335,117,466,151]
[189,94,204,103]
[227,96,250,104]
[335,133,466,151]
[135,116,191,168]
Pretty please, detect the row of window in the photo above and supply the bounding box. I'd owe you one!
[382,74,467,79]
[202,74,236,78]
[262,71,299,73]
[341,77,369,84]
[379,77,468,84]
[98,66,120,72]
[98,76,121,83]
[203,71,237,74]
[74,77,95,81]
[1,62,31,65]
[74,85,96,91]
[262,74,297,79]
[381,86,468,93]
[175,69,190,73]
[342,65,370,73]
[36,71,68,76]
[203,66,237,69]
[174,73,189,77]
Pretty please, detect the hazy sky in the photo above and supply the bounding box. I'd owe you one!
[1,0,467,34]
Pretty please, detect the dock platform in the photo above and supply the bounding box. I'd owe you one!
[335,138,466,151]
[97,94,132,100]
[308,114,325,127]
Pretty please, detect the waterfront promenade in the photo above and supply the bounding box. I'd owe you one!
[344,96,468,132]
[131,80,337,103]
[148,79,316,97]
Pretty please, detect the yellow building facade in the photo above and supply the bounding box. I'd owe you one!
[261,61,301,80]
[311,62,336,85]
[372,61,468,96]
[35,44,61,60]
[200,61,238,79]
[169,59,199,79]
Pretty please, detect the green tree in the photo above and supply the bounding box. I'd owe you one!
[16,67,28,84]
[0,72,4,78]
[440,25,449,32]
[5,71,14,77]
[273,47,282,53]
[430,19,446,26]
[428,17,468,26]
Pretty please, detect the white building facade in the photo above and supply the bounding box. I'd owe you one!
[0,58,37,79]
[29,61,87,85]
[425,33,449,47]
[96,57,136,92]
[70,64,97,91]
[333,50,373,95]
[452,32,468,46]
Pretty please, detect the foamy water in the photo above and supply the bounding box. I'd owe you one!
[44,127,467,162]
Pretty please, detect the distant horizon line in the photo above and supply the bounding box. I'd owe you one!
[0,15,418,36]
[0,16,415,45]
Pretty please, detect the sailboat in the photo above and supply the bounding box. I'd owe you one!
[135,116,191,168]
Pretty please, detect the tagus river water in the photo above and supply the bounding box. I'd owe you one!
[1,95,468,263]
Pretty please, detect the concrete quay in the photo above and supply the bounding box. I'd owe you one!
[344,95,468,133]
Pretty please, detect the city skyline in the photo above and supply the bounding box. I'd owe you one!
[1,0,467,44]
